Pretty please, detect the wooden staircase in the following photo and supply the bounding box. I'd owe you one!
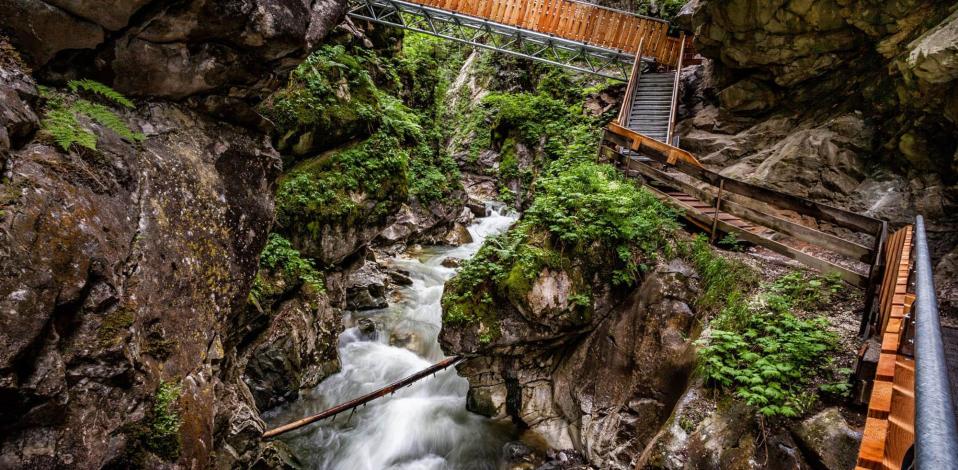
[624,70,676,143]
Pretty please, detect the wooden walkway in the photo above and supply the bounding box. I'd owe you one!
[601,123,884,289]
[404,0,690,66]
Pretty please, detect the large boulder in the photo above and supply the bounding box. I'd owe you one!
[0,0,347,466]
[442,260,704,468]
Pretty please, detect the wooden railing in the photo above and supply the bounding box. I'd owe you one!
[665,32,686,144]
[406,0,690,66]
[601,125,885,288]
[857,226,915,470]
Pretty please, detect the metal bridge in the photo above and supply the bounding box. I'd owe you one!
[346,0,691,80]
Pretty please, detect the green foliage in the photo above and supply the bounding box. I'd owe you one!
[40,80,144,151]
[42,107,97,151]
[683,234,757,317]
[525,161,678,285]
[264,45,378,133]
[276,131,409,229]
[769,271,844,310]
[67,78,135,108]
[444,160,678,333]
[146,381,181,460]
[717,232,744,252]
[697,270,845,418]
[259,233,324,291]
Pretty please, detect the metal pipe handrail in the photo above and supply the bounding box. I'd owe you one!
[913,215,958,469]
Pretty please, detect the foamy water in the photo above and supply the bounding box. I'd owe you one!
[264,204,518,470]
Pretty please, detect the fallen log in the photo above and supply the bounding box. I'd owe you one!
[262,355,465,439]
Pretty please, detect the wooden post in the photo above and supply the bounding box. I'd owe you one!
[860,221,889,337]
[665,31,685,144]
[709,178,724,242]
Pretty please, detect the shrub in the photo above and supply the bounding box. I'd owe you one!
[443,160,679,336]
[258,233,324,292]
[697,271,844,418]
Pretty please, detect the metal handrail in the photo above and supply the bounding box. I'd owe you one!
[913,215,958,469]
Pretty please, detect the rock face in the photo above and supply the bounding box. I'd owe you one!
[680,0,958,317]
[442,260,704,468]
[1,0,347,124]
[0,1,347,467]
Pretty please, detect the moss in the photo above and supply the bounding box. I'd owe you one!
[97,306,135,347]
[145,381,182,460]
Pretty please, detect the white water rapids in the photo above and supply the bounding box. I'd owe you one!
[264,204,518,469]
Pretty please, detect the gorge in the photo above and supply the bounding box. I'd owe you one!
[1,0,957,469]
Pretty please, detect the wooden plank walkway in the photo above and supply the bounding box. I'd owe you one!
[856,226,915,470]
[601,127,880,288]
[403,0,691,66]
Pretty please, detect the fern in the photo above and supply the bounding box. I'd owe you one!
[42,107,97,150]
[40,80,144,151]
[67,79,135,109]
[71,100,145,142]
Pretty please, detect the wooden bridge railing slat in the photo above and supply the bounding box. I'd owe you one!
[401,0,678,64]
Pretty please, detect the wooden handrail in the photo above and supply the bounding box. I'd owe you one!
[617,37,644,127]
[666,32,685,144]
[607,122,702,167]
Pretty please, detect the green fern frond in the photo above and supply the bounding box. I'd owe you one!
[42,108,97,151]
[67,79,135,109]
[71,99,145,142]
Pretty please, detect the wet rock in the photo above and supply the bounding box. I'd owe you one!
[466,197,488,217]
[345,260,389,311]
[389,330,425,355]
[442,260,703,468]
[387,269,414,286]
[442,222,474,246]
[904,9,958,84]
[441,257,463,268]
[243,286,341,411]
[456,206,476,225]
[357,317,378,338]
[793,408,861,470]
[0,45,39,152]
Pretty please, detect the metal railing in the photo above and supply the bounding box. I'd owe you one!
[913,215,958,469]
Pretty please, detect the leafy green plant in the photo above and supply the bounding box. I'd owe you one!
[259,233,324,291]
[40,79,144,151]
[147,381,181,460]
[717,232,744,252]
[697,270,844,418]
[769,271,844,310]
[67,78,135,108]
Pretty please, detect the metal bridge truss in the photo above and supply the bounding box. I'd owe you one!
[347,0,638,81]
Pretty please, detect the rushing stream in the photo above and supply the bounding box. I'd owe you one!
[264,204,518,470]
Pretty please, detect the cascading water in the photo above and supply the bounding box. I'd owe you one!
[264,204,518,470]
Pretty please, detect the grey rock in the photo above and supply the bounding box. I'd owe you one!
[345,260,389,311]
[793,408,862,470]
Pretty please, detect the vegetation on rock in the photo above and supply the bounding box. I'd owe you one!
[697,270,847,418]
[39,79,144,151]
